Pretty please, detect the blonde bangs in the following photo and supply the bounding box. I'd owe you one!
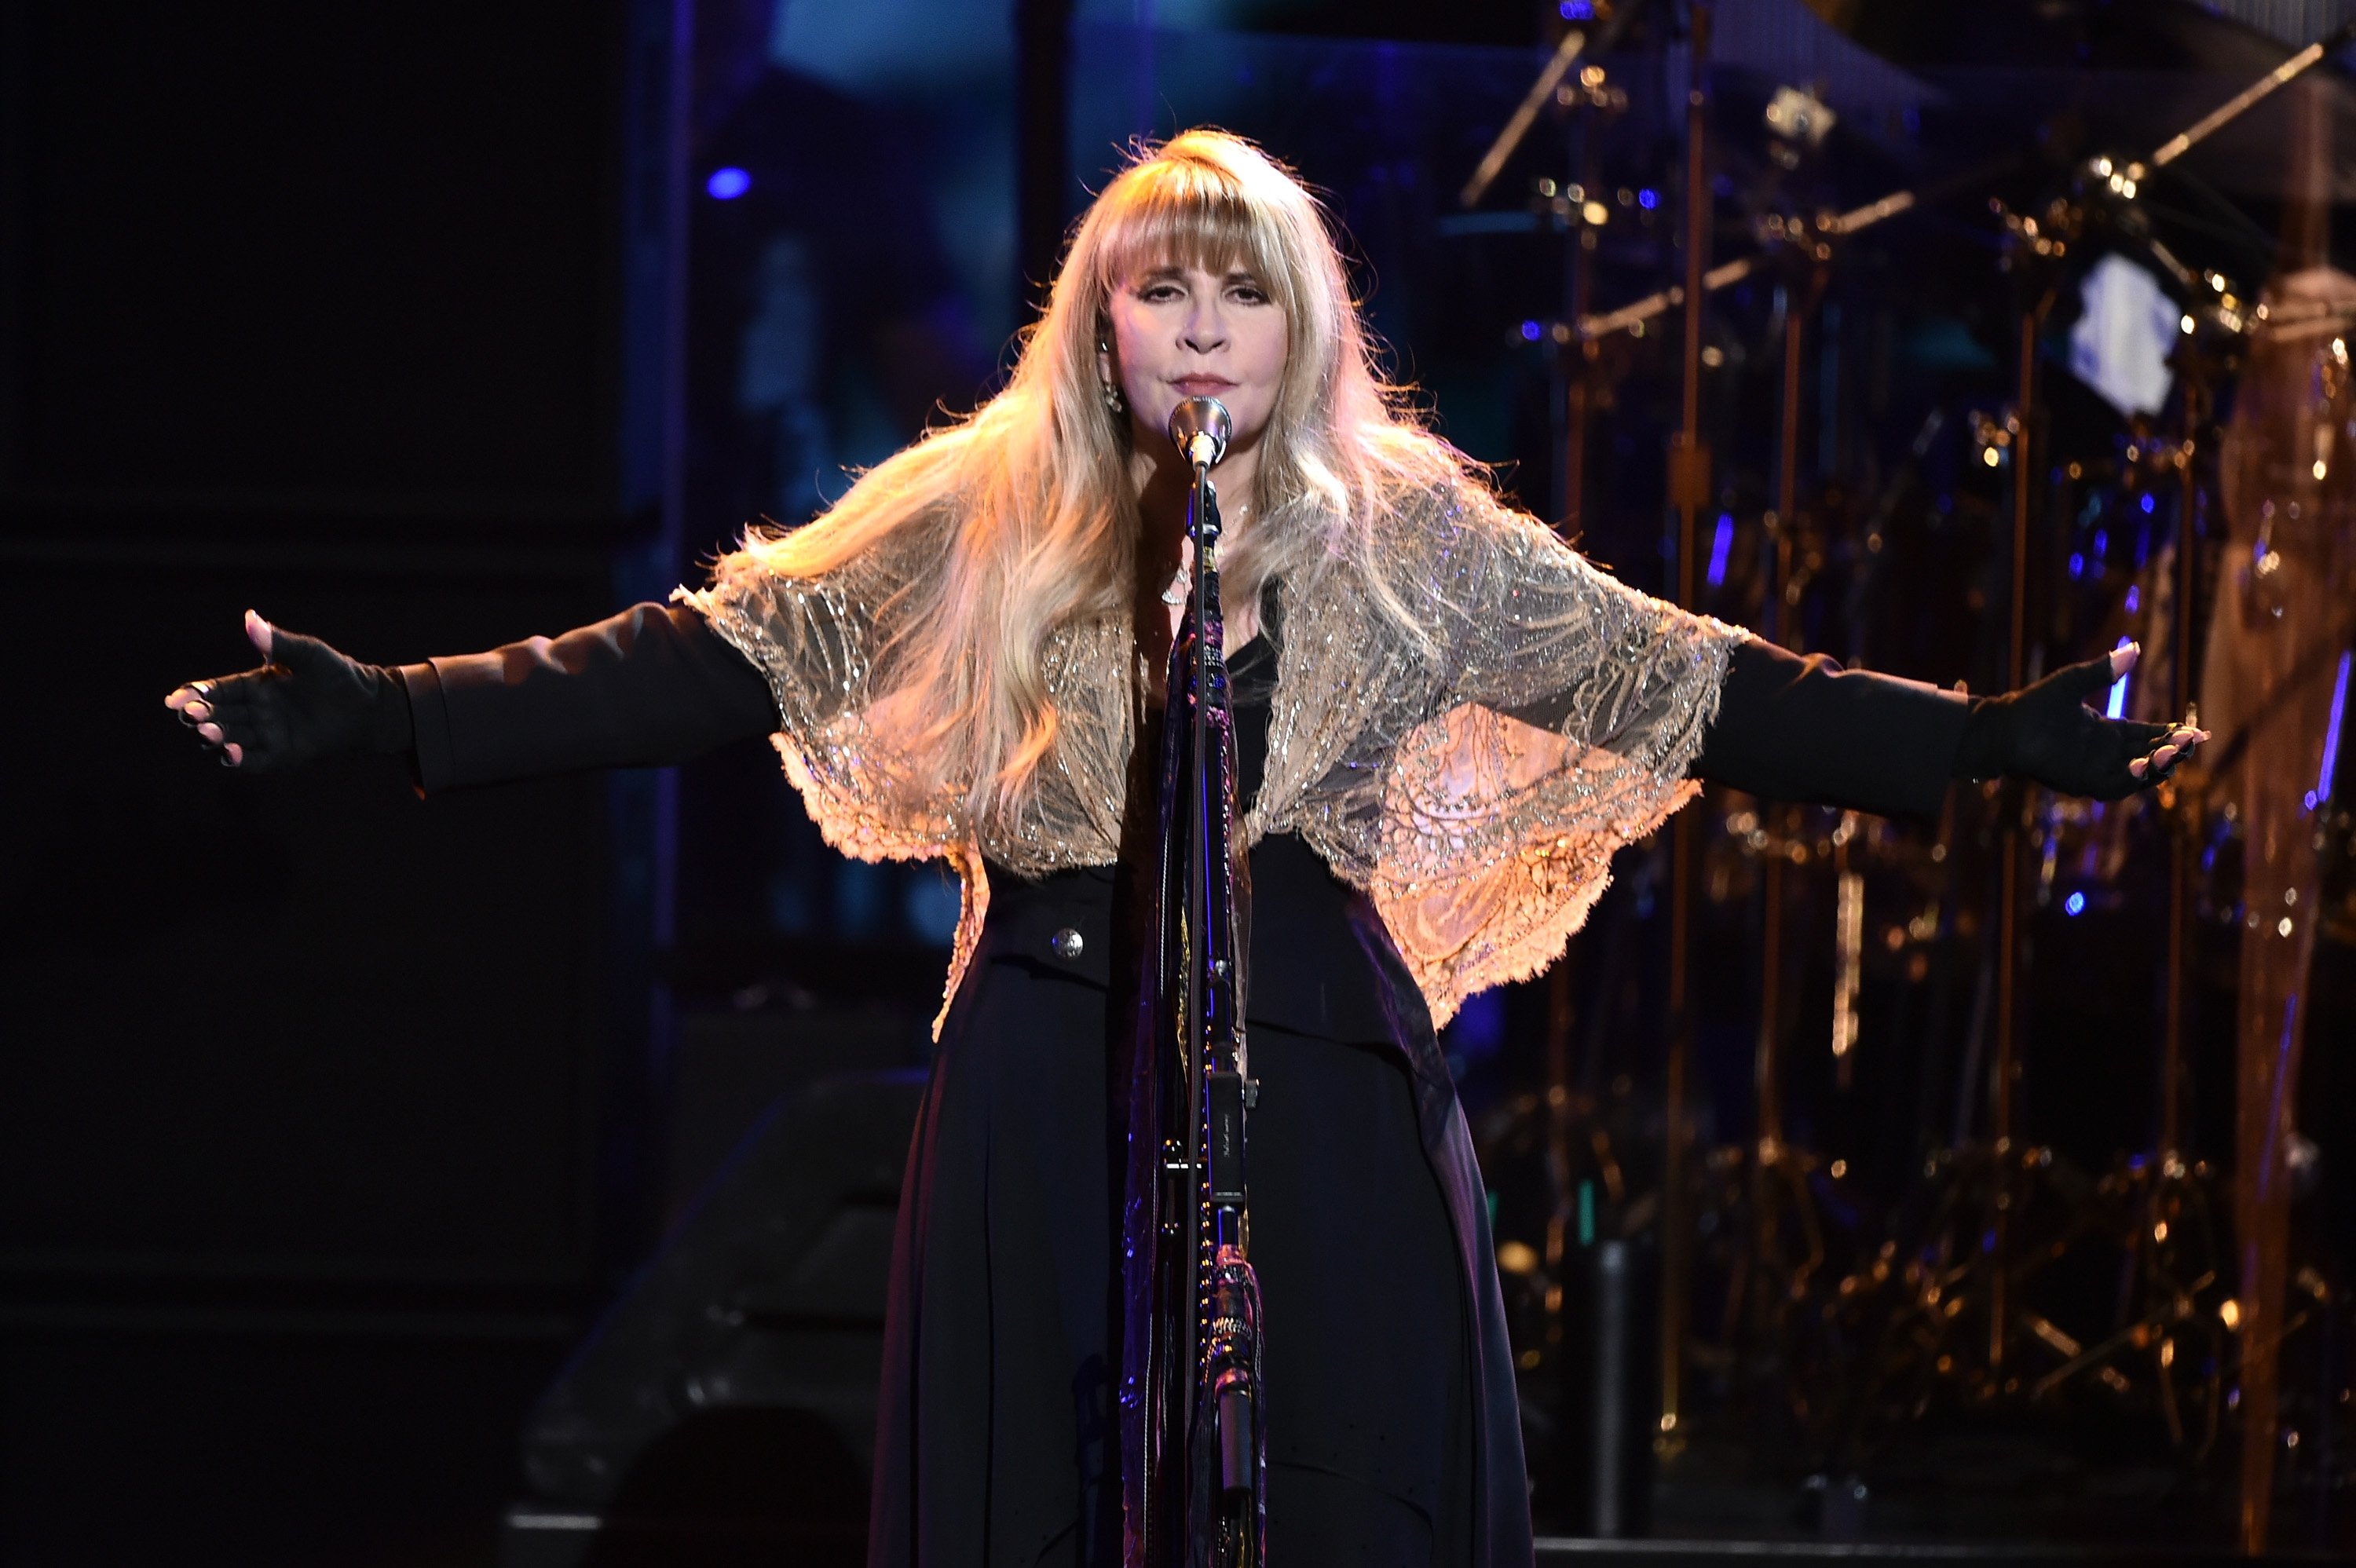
[1089,153,1301,318]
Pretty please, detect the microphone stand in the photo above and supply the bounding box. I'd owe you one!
[1125,397,1266,1567]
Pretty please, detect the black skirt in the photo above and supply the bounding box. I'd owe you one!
[865,836,1526,1566]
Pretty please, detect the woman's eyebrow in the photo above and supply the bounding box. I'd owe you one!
[1127,262,1260,286]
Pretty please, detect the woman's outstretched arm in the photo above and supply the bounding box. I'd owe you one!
[1692,638,2207,816]
[1402,490,2198,823]
[163,603,780,788]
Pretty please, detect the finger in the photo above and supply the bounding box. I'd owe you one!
[2152,744,2179,769]
[223,741,244,767]
[197,722,224,744]
[2130,758,2148,779]
[2108,641,2142,680]
[165,679,225,711]
[246,609,273,661]
[266,625,336,676]
[181,700,212,722]
[2061,654,2118,704]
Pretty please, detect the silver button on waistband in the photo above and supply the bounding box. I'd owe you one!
[1050,927,1085,960]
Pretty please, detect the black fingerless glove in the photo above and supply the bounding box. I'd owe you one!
[1951,653,2175,801]
[184,627,412,773]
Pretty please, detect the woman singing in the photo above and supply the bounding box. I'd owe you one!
[166,131,2201,1565]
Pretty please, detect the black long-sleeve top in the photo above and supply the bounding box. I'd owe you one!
[400,601,1971,819]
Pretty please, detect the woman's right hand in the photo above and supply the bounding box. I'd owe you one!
[164,610,412,771]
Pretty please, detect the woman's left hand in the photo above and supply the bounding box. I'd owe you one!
[1954,642,2208,800]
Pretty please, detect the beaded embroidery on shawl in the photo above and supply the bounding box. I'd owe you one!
[685,481,1740,1033]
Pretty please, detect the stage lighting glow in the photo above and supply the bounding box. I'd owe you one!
[2316,649,2350,810]
[1705,512,1734,590]
[2108,637,2131,718]
[2065,891,2087,916]
[706,166,752,200]
[2069,254,2175,418]
[1638,188,1658,210]
[1520,320,1542,342]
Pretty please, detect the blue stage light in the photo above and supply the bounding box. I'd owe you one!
[2065,891,2087,916]
[1706,512,1734,590]
[1520,320,1542,342]
[706,166,751,200]
[2317,651,2351,810]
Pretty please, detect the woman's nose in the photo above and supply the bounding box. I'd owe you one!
[1181,308,1227,353]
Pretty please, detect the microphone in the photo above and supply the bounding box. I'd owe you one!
[1168,396,1231,470]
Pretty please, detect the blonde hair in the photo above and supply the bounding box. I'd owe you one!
[734,127,1472,835]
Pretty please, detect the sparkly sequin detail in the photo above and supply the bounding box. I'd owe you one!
[682,482,1742,1032]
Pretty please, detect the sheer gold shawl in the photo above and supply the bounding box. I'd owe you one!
[680,482,1743,1030]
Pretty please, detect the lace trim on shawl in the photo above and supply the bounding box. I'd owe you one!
[675,557,986,1036]
[1249,482,1745,1025]
[675,541,1132,1035]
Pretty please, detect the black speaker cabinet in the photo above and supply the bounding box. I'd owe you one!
[512,1069,925,1566]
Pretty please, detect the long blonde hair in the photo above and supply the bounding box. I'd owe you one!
[734,128,1472,834]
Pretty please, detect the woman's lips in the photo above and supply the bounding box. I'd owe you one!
[1170,377,1236,395]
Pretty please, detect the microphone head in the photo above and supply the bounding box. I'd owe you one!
[1167,396,1232,469]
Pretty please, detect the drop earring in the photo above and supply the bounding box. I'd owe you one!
[1097,337,1127,415]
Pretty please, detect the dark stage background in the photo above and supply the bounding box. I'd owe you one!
[4,1,2353,1563]
[0,3,675,1562]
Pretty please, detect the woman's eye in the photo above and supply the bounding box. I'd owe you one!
[1230,286,1269,304]
[1140,283,1183,302]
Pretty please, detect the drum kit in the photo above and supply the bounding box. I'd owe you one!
[1454,2,2356,1546]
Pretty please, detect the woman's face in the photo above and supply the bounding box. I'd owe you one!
[1102,259,1289,461]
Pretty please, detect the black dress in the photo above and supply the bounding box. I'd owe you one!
[397,601,1970,1566]
[869,632,1485,1565]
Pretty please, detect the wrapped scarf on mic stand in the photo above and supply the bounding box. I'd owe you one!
[1121,396,1268,1568]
